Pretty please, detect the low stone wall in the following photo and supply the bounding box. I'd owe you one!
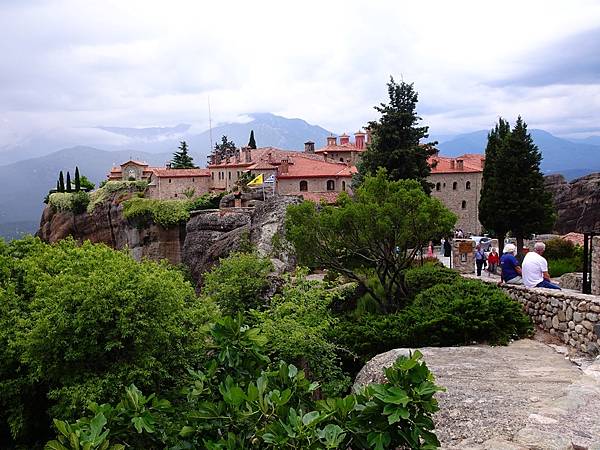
[593,236,600,295]
[468,276,600,355]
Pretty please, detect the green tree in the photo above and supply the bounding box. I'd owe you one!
[66,171,72,192]
[248,129,257,149]
[286,170,456,312]
[56,180,60,192]
[59,171,65,192]
[171,141,195,168]
[357,77,437,193]
[79,175,95,191]
[213,135,237,162]
[479,117,555,253]
[74,166,81,192]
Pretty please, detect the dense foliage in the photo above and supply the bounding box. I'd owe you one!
[46,315,443,449]
[87,180,148,213]
[404,265,460,298]
[170,141,196,169]
[543,238,583,277]
[48,191,90,214]
[0,237,217,447]
[479,117,555,252]
[357,77,437,193]
[286,170,456,311]
[248,129,257,149]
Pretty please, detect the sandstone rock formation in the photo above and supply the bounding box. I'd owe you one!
[355,340,600,449]
[545,173,600,234]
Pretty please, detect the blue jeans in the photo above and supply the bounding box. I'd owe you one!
[536,279,561,290]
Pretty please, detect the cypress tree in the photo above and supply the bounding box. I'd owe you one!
[357,77,437,193]
[66,172,72,193]
[59,171,65,192]
[74,166,81,192]
[56,180,60,192]
[171,141,195,168]
[248,130,257,149]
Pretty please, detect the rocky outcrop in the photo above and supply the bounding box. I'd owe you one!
[182,195,301,289]
[36,195,186,264]
[355,340,600,449]
[545,173,600,233]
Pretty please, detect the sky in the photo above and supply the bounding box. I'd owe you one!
[2,0,600,148]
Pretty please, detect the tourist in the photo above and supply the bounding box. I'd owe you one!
[487,248,499,275]
[457,229,464,238]
[443,238,452,257]
[499,244,523,284]
[522,242,561,290]
[440,238,446,255]
[426,241,434,258]
[475,244,486,276]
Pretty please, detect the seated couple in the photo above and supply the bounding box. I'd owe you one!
[500,242,560,290]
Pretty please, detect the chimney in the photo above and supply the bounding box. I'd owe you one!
[326,135,337,147]
[480,158,485,169]
[339,133,350,145]
[225,156,230,164]
[280,157,289,174]
[304,141,315,153]
[267,152,273,163]
[450,160,455,169]
[456,159,464,170]
[323,151,328,161]
[235,149,240,163]
[243,147,252,163]
[354,131,366,149]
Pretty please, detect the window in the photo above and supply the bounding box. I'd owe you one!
[299,180,308,191]
[174,193,178,198]
[342,181,346,191]
[452,181,457,190]
[340,158,344,162]
[466,181,471,190]
[462,200,467,209]
[211,173,214,180]
[169,178,172,183]
[228,172,231,180]
[436,182,441,191]
[326,180,335,191]
[192,178,195,182]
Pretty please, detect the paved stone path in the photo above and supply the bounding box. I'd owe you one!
[355,338,600,449]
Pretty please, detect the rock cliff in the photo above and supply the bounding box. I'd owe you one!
[37,192,300,290]
[545,173,600,233]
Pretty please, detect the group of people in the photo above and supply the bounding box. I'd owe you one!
[498,241,561,289]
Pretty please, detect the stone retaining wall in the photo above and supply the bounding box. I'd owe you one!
[469,276,600,355]
[593,236,600,295]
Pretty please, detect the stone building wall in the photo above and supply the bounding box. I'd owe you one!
[429,171,483,235]
[593,236,600,296]
[452,239,475,273]
[277,177,351,194]
[148,176,211,199]
[471,276,600,355]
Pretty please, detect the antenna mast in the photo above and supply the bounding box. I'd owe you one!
[208,96,214,152]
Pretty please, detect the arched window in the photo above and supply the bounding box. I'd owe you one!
[466,181,471,190]
[461,200,467,209]
[342,181,346,191]
[340,158,344,162]
[436,182,441,191]
[299,180,308,191]
[326,180,335,191]
[452,181,458,190]
[228,172,231,180]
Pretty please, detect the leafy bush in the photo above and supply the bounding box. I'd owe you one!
[185,192,224,211]
[548,257,580,277]
[122,197,190,228]
[0,237,218,447]
[404,279,532,346]
[87,180,148,213]
[543,238,576,260]
[46,316,443,449]
[48,192,90,213]
[201,252,273,314]
[405,264,460,297]
[253,273,351,395]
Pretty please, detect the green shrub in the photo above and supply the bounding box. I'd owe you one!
[201,252,273,314]
[87,180,148,213]
[253,273,351,395]
[46,316,443,449]
[543,238,575,260]
[122,198,190,228]
[48,191,90,213]
[185,192,223,211]
[0,237,218,447]
[405,264,459,297]
[548,257,580,277]
[404,279,532,346]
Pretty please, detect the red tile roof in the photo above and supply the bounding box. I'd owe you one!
[276,155,356,179]
[120,160,149,167]
[151,168,210,178]
[429,153,484,174]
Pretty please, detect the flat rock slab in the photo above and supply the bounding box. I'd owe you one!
[355,339,600,449]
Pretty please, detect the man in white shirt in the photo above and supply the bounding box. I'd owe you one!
[521,242,561,289]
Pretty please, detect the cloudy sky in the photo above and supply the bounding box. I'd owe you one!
[2,0,600,147]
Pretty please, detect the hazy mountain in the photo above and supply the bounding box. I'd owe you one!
[567,135,600,146]
[437,129,600,179]
[0,113,333,166]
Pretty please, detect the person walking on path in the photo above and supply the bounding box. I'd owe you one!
[522,242,561,289]
[499,244,523,284]
[487,248,499,275]
[443,238,452,257]
[475,244,486,276]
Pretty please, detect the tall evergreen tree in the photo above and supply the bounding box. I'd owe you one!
[248,130,257,149]
[171,141,195,168]
[58,171,65,192]
[56,180,60,192]
[479,117,555,253]
[74,166,81,192]
[357,77,437,193]
[66,172,72,192]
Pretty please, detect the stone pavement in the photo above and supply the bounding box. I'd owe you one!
[355,338,600,450]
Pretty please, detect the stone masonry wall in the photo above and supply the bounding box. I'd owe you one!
[472,276,600,355]
[593,236,600,295]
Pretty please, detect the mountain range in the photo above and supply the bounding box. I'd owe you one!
[1,112,599,239]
